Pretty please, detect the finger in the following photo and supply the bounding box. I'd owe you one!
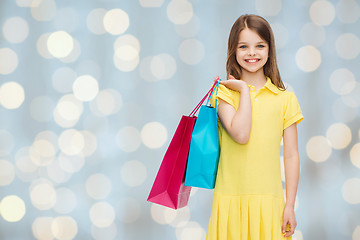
[284,223,295,237]
[281,220,287,234]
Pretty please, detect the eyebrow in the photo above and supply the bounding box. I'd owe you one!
[238,41,267,44]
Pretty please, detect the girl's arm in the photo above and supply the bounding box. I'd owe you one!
[282,122,300,237]
[217,78,252,144]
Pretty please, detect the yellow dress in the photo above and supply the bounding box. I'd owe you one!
[207,77,304,240]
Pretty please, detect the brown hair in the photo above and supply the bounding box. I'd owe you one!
[226,14,286,90]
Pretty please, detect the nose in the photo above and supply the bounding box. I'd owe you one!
[248,47,255,56]
[248,49,255,56]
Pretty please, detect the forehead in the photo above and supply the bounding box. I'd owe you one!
[238,28,266,43]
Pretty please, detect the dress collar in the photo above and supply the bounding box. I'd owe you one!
[264,76,281,94]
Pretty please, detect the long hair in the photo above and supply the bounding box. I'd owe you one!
[226,14,285,90]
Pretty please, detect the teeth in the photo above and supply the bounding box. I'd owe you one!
[247,59,257,63]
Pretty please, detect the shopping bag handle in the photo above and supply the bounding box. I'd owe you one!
[189,78,220,117]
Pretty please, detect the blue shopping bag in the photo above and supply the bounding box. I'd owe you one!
[184,80,220,189]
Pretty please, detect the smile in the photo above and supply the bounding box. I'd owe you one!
[245,59,260,63]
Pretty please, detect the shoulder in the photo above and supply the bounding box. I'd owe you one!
[277,88,297,99]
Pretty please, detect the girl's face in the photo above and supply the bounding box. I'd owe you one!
[236,28,269,75]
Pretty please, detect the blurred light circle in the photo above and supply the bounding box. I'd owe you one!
[350,143,360,169]
[178,221,206,240]
[140,0,164,7]
[175,15,200,38]
[121,160,147,187]
[87,8,107,35]
[59,39,81,63]
[295,46,321,72]
[150,204,167,224]
[29,139,55,166]
[86,173,112,200]
[0,48,18,75]
[341,84,360,108]
[54,7,79,33]
[150,54,177,80]
[342,178,360,204]
[336,33,360,60]
[30,96,55,122]
[179,39,204,64]
[73,75,99,102]
[309,0,335,26]
[332,98,357,123]
[0,195,26,222]
[0,160,15,186]
[167,206,190,227]
[141,122,168,149]
[114,54,139,72]
[52,67,77,93]
[37,33,53,59]
[140,56,158,82]
[293,230,303,240]
[115,45,138,61]
[35,131,59,151]
[0,81,25,109]
[167,0,193,24]
[116,126,141,152]
[47,160,72,184]
[80,130,97,157]
[30,181,56,210]
[58,129,85,156]
[255,0,281,16]
[329,68,356,95]
[326,123,352,149]
[47,31,74,58]
[32,217,54,239]
[51,216,78,240]
[336,0,360,24]
[114,34,140,52]
[103,9,129,35]
[353,226,360,240]
[58,153,85,173]
[300,23,325,47]
[54,94,83,128]
[90,89,122,116]
[271,23,288,49]
[0,130,14,156]
[32,139,56,158]
[15,147,38,173]
[118,197,141,223]
[16,0,36,7]
[2,17,29,43]
[30,0,56,21]
[91,224,117,240]
[89,202,116,228]
[306,136,332,162]
[53,188,77,214]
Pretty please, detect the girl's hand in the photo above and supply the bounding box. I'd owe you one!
[214,75,248,92]
[282,205,297,237]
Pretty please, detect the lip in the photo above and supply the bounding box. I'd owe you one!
[245,58,261,63]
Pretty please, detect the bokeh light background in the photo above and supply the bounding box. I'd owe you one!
[0,0,359,239]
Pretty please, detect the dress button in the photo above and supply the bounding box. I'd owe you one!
[254,98,258,101]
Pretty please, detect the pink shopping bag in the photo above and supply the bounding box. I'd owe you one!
[147,82,217,209]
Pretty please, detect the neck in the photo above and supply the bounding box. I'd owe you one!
[241,70,267,88]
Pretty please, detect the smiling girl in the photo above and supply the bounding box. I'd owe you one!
[207,14,304,240]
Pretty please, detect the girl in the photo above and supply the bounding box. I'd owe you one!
[208,14,303,240]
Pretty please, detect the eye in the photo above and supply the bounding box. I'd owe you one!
[257,44,265,48]
[239,45,247,49]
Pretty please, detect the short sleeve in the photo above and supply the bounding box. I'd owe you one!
[283,91,304,129]
[209,84,236,110]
